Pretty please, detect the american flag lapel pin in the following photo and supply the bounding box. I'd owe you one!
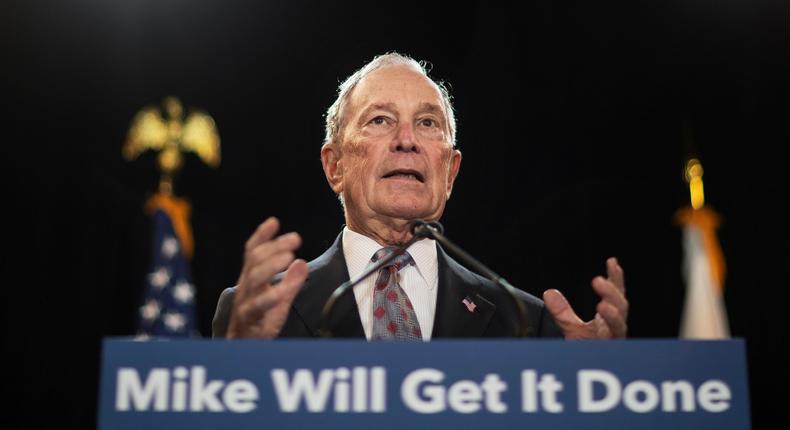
[462,295,477,312]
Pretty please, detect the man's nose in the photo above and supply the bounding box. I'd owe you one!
[392,123,420,153]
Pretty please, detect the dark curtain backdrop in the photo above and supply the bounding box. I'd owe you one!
[3,1,787,428]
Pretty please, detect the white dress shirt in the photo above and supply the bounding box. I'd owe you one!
[342,226,438,341]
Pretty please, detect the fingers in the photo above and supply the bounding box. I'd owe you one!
[230,216,306,339]
[543,258,629,340]
[237,217,280,301]
[278,259,310,302]
[598,257,628,338]
[606,257,625,294]
[596,301,628,338]
[238,287,282,321]
[237,217,301,301]
[243,232,302,295]
[543,289,584,329]
[237,259,309,338]
[245,217,280,256]
[255,259,309,312]
[591,276,629,321]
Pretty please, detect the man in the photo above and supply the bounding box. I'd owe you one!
[212,53,628,340]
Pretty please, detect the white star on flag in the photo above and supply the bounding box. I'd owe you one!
[163,311,186,332]
[173,281,195,304]
[161,236,179,259]
[140,299,161,321]
[137,206,199,337]
[148,267,171,289]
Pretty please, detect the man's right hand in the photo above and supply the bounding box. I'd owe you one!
[226,217,309,338]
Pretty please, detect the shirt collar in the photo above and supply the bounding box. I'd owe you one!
[342,226,437,290]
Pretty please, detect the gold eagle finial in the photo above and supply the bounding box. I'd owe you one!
[123,96,221,194]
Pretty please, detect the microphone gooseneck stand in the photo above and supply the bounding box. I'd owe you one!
[411,221,532,338]
[319,220,531,338]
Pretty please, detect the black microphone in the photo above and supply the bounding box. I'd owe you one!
[410,220,532,337]
[319,225,434,337]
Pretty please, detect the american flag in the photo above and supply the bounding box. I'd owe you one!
[462,296,477,313]
[136,209,199,338]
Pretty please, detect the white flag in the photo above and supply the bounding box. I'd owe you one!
[677,208,730,339]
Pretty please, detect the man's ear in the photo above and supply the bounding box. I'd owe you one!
[321,143,344,193]
[445,149,462,199]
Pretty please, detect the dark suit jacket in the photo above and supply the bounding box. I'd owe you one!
[212,232,562,338]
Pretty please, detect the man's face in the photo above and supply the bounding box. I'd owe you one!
[326,65,462,228]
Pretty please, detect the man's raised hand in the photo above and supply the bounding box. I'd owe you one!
[226,217,308,339]
[543,257,628,339]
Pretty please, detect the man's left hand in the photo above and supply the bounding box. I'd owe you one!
[543,257,628,339]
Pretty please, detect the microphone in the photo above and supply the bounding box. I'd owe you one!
[319,224,434,337]
[409,220,532,338]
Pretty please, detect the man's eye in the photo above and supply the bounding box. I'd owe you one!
[420,118,436,127]
[370,116,388,125]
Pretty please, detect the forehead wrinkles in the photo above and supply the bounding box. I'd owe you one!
[341,67,447,129]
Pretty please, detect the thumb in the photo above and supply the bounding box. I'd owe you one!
[278,259,309,302]
[259,259,308,339]
[543,289,583,328]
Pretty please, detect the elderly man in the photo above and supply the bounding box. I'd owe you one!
[212,53,628,340]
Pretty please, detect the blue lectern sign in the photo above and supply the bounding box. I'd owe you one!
[98,339,750,429]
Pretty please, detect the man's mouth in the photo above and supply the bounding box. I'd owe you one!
[382,169,425,183]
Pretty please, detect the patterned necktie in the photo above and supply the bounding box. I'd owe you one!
[370,247,423,341]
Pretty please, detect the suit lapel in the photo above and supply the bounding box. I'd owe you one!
[291,234,496,339]
[431,245,496,338]
[291,233,365,338]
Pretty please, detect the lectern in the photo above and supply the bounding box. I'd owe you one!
[98,339,750,429]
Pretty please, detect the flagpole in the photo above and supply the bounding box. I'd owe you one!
[676,158,730,339]
[124,96,221,338]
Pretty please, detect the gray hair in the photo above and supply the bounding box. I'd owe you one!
[323,52,457,148]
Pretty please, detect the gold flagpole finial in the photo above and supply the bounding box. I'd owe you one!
[684,158,705,210]
[122,96,221,195]
[122,96,220,259]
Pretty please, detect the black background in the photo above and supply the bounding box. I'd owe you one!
[3,1,787,428]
